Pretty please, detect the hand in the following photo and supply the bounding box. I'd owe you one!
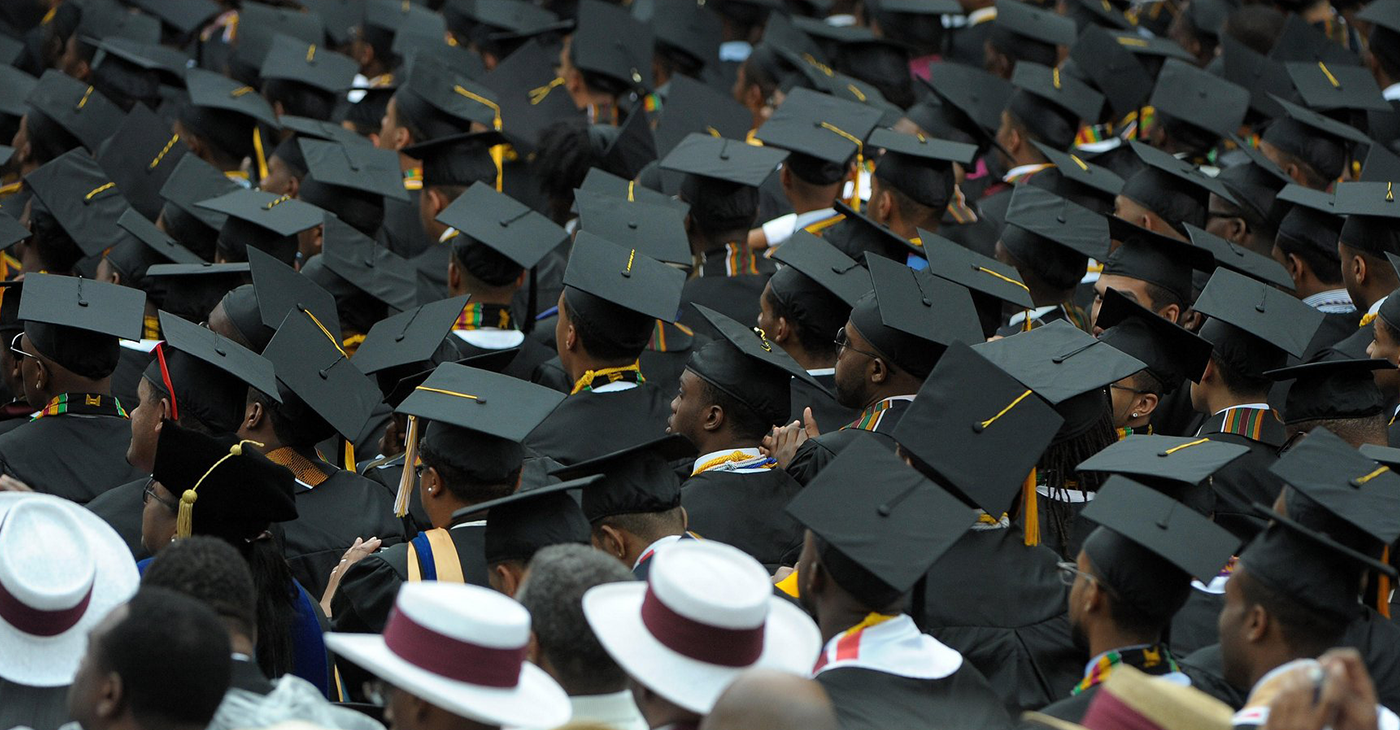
[763,419,808,469]
[1262,652,1379,730]
[0,475,33,492]
[1320,649,1379,730]
[320,536,381,618]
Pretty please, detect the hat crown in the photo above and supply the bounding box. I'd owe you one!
[650,542,771,630]
[0,500,96,614]
[396,582,531,650]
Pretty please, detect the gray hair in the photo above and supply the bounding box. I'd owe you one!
[517,544,636,695]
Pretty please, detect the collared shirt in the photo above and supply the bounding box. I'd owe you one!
[761,208,840,248]
[633,534,684,569]
[1006,305,1060,328]
[691,447,775,475]
[1384,82,1400,102]
[1002,162,1053,184]
[1302,288,1356,314]
[719,40,752,62]
[807,367,836,377]
[1371,296,1388,317]
[1212,403,1271,418]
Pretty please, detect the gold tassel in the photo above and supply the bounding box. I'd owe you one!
[1022,467,1039,546]
[175,439,262,539]
[253,127,269,181]
[394,416,422,517]
[343,439,356,472]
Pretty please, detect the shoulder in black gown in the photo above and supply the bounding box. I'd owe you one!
[817,663,1014,730]
[0,414,146,503]
[681,468,805,569]
[525,384,671,465]
[282,468,407,597]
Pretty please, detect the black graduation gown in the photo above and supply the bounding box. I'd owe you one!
[1180,644,1247,709]
[281,464,407,598]
[1170,582,1226,658]
[0,402,32,438]
[358,453,430,537]
[451,331,556,383]
[786,398,911,486]
[85,477,149,559]
[531,329,700,399]
[1345,607,1400,711]
[111,345,152,418]
[677,249,776,341]
[789,372,857,432]
[919,525,1083,715]
[681,468,805,569]
[525,383,672,465]
[818,664,1014,730]
[0,410,145,503]
[1305,310,1363,360]
[994,303,1091,338]
[1194,407,1286,539]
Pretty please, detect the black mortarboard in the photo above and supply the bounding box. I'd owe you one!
[1264,355,1392,425]
[259,33,358,94]
[769,230,872,306]
[550,434,698,521]
[1216,141,1291,221]
[106,209,204,289]
[437,182,568,270]
[1103,217,1213,303]
[1333,182,1400,259]
[130,0,221,35]
[1184,223,1295,292]
[146,263,251,327]
[76,3,162,45]
[299,137,410,201]
[653,75,751,158]
[600,110,659,181]
[280,116,372,147]
[1069,24,1153,120]
[1269,426,1400,545]
[95,104,189,221]
[19,273,144,341]
[25,148,132,258]
[563,231,686,322]
[1220,35,1292,120]
[817,200,911,263]
[848,254,980,379]
[464,477,596,566]
[1193,268,1324,376]
[1361,145,1400,183]
[1360,443,1400,469]
[1001,185,1110,271]
[390,8,454,60]
[300,0,366,46]
[0,65,38,120]
[577,166,687,211]
[401,130,505,188]
[234,2,327,68]
[1011,61,1105,127]
[317,214,418,312]
[571,0,653,93]
[973,319,1146,405]
[687,304,826,425]
[574,189,690,267]
[894,341,1063,514]
[446,0,562,37]
[868,128,975,209]
[394,58,501,135]
[0,213,29,253]
[26,69,123,153]
[0,281,24,336]
[993,0,1077,47]
[145,310,280,433]
[160,154,241,235]
[1077,435,1249,490]
[1096,287,1212,388]
[479,35,584,152]
[1241,515,1392,623]
[199,189,325,264]
[1080,476,1239,620]
[1269,95,1371,146]
[1031,141,1125,199]
[1122,140,1237,208]
[352,295,468,377]
[660,133,788,189]
[916,231,1032,338]
[1110,32,1195,62]
[1286,61,1389,113]
[89,36,191,83]
[1274,183,1346,259]
[398,362,566,448]
[247,247,340,338]
[788,437,975,607]
[1149,58,1249,141]
[754,86,883,167]
[920,62,1014,139]
[651,0,721,71]
[364,0,436,37]
[154,422,296,543]
[263,306,380,439]
[183,67,280,128]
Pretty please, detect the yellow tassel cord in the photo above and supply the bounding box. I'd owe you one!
[252,126,269,181]
[342,440,356,472]
[149,134,180,170]
[175,440,264,539]
[817,122,864,208]
[570,361,644,394]
[453,85,505,191]
[974,266,1030,293]
[85,182,115,202]
[528,77,565,105]
[394,415,422,517]
[1022,468,1039,546]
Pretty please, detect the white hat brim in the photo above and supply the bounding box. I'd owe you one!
[325,633,572,728]
[0,493,140,687]
[582,582,822,715]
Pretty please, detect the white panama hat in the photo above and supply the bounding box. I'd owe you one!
[0,492,140,687]
[325,581,572,728]
[582,540,823,715]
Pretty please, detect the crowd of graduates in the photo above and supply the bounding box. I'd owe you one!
[0,0,1399,728]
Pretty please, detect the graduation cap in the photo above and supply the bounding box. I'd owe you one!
[651,0,721,72]
[1241,513,1393,623]
[1360,144,1400,183]
[570,0,653,93]
[25,69,123,153]
[300,0,367,46]
[867,128,975,209]
[159,154,241,235]
[401,129,505,188]
[1220,35,1293,120]
[262,306,381,440]
[365,0,439,38]
[563,231,686,323]
[1267,95,1372,147]
[478,34,584,152]
[183,67,280,128]
[352,295,469,377]
[850,254,981,379]
[1285,61,1388,113]
[154,422,296,543]
[1110,31,1195,62]
[0,280,22,335]
[0,212,30,253]
[1184,223,1295,292]
[19,274,142,377]
[1193,268,1324,376]
[0,65,38,120]
[600,109,658,181]
[147,310,282,435]
[992,0,1077,47]
[105,209,204,287]
[1121,140,1237,211]
[787,437,976,607]
[280,115,374,147]
[436,182,568,270]
[76,3,161,45]
[687,304,827,425]
[95,104,189,221]
[653,75,752,158]
[463,477,597,566]
[1333,182,1400,259]
[1268,13,1361,66]
[145,262,250,326]
[660,133,788,190]
[1010,61,1105,128]
[769,230,872,307]
[1264,355,1392,426]
[1149,58,1249,141]
[24,148,132,258]
[916,232,1032,336]
[574,189,690,267]
[1095,287,1213,389]
[247,246,340,338]
[894,340,1064,515]
[973,319,1146,405]
[1068,25,1153,120]
[394,58,502,135]
[299,137,410,202]
[199,189,325,264]
[316,215,418,312]
[1001,185,1111,272]
[1270,427,1400,550]
[754,87,883,173]
[1214,141,1292,224]
[577,166,687,211]
[446,0,563,37]
[236,2,328,66]
[1031,142,1125,200]
[397,361,566,451]
[549,434,698,522]
[1103,217,1213,304]
[920,62,1014,139]
[129,0,221,36]
[259,34,359,94]
[1077,435,1249,490]
[1079,477,1240,620]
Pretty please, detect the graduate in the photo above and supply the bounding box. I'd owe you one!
[994,186,1108,335]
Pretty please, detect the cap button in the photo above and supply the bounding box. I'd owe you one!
[498,219,509,227]
[627,221,638,229]
[970,421,984,433]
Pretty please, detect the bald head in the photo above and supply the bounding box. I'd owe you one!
[700,669,838,730]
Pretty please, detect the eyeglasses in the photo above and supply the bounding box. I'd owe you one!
[1055,561,1117,597]
[9,333,33,362]
[834,326,882,361]
[142,478,178,512]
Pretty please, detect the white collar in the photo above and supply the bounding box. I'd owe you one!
[793,207,839,229]
[967,6,997,24]
[120,339,162,353]
[1002,162,1052,182]
[452,520,486,529]
[812,614,963,680]
[633,534,684,569]
[439,227,457,243]
[565,690,648,730]
[1370,296,1388,317]
[1384,82,1400,102]
[806,367,835,376]
[452,328,526,348]
[1301,288,1355,314]
[1007,305,1059,327]
[1212,403,1271,417]
[590,380,638,393]
[718,40,752,62]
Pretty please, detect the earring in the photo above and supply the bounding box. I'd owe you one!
[1131,412,1140,418]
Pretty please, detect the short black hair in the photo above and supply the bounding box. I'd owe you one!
[592,506,685,544]
[1140,279,1188,315]
[682,176,761,236]
[247,387,335,448]
[1275,234,1342,286]
[142,536,258,642]
[698,376,775,442]
[28,197,83,275]
[762,286,839,361]
[1124,368,1167,398]
[97,587,232,727]
[561,295,652,363]
[453,237,524,288]
[419,436,521,504]
[1086,556,1174,639]
[1235,567,1348,657]
[261,79,337,122]
[1211,353,1272,397]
